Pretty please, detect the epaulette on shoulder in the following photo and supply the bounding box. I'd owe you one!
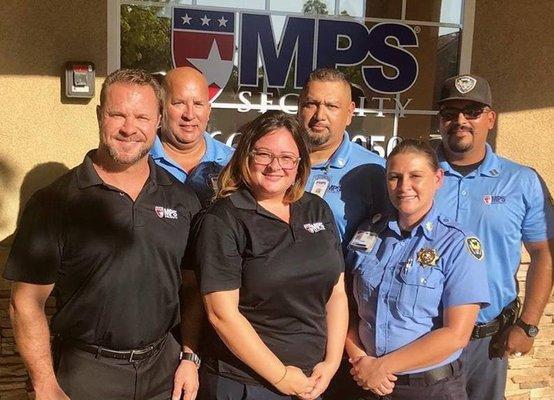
[437,214,468,235]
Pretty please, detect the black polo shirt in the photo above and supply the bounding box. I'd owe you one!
[4,151,200,350]
[190,189,344,386]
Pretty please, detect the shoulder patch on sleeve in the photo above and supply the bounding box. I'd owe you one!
[466,236,484,260]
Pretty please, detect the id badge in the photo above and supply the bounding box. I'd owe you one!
[310,176,330,198]
[349,230,378,252]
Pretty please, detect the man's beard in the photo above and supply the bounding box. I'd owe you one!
[100,138,150,166]
[107,145,149,165]
[445,124,474,153]
[305,128,332,148]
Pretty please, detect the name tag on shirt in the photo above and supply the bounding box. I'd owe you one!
[349,230,378,252]
[311,176,330,198]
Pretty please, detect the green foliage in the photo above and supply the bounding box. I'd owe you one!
[303,0,329,15]
[120,5,172,72]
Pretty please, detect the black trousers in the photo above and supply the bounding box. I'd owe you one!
[354,364,467,400]
[325,360,467,400]
[55,333,181,400]
[198,367,322,400]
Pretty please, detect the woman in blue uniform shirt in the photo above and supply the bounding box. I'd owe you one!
[345,139,490,399]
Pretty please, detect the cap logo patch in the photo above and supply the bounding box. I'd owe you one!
[455,76,477,94]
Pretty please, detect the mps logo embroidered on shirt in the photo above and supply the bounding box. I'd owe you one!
[483,195,506,205]
[154,206,178,219]
[304,222,326,234]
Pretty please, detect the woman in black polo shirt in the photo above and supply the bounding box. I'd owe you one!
[190,111,347,400]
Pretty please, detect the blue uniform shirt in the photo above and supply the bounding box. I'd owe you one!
[434,144,553,323]
[306,132,387,243]
[347,205,490,374]
[151,133,234,206]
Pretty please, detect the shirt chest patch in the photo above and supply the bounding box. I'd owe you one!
[154,206,178,219]
[303,222,326,233]
[483,194,506,205]
[327,184,341,193]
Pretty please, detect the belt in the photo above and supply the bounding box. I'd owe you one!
[62,335,167,362]
[471,317,501,339]
[395,360,461,386]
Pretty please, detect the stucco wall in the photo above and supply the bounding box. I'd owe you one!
[0,2,107,398]
[0,1,108,243]
[471,1,554,399]
[0,1,552,399]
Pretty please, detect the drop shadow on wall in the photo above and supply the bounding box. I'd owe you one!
[0,162,70,252]
[0,159,16,242]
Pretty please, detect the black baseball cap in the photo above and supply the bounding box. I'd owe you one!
[438,74,492,107]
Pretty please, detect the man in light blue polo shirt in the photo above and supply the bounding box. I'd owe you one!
[151,67,233,206]
[434,74,553,400]
[297,67,388,400]
[297,68,387,245]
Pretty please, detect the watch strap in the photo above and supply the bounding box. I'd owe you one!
[516,318,539,337]
[179,351,201,368]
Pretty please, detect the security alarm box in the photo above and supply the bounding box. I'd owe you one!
[65,62,95,98]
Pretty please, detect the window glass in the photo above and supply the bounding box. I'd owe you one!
[338,0,364,17]
[406,0,463,24]
[197,0,266,9]
[271,0,336,14]
[118,0,466,150]
[364,0,402,19]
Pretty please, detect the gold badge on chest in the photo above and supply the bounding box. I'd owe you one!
[416,248,439,267]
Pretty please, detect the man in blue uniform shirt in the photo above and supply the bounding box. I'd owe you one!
[434,74,553,400]
[297,68,388,399]
[297,68,388,244]
[151,67,234,206]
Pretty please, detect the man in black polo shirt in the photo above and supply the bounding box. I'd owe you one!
[4,69,202,400]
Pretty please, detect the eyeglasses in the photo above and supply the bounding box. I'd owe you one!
[438,106,488,120]
[250,150,300,170]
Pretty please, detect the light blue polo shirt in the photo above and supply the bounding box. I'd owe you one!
[434,144,553,323]
[151,132,234,206]
[347,205,490,374]
[306,132,387,244]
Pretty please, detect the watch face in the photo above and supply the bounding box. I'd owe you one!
[528,326,539,337]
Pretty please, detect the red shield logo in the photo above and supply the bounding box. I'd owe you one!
[483,195,492,205]
[155,206,165,218]
[172,7,235,102]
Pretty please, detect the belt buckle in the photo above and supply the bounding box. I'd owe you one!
[128,349,137,363]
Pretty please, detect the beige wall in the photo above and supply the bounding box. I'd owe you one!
[0,1,552,398]
[472,0,553,189]
[472,1,554,399]
[0,2,107,397]
[0,1,108,244]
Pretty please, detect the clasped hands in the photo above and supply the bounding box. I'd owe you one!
[275,361,336,400]
[349,355,397,397]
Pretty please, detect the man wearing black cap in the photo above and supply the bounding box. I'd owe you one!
[433,74,553,400]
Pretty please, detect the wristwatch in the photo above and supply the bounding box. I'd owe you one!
[179,351,201,368]
[515,318,539,338]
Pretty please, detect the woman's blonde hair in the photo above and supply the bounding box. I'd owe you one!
[218,111,311,203]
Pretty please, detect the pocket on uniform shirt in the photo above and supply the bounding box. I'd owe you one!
[396,267,443,318]
[351,255,384,304]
